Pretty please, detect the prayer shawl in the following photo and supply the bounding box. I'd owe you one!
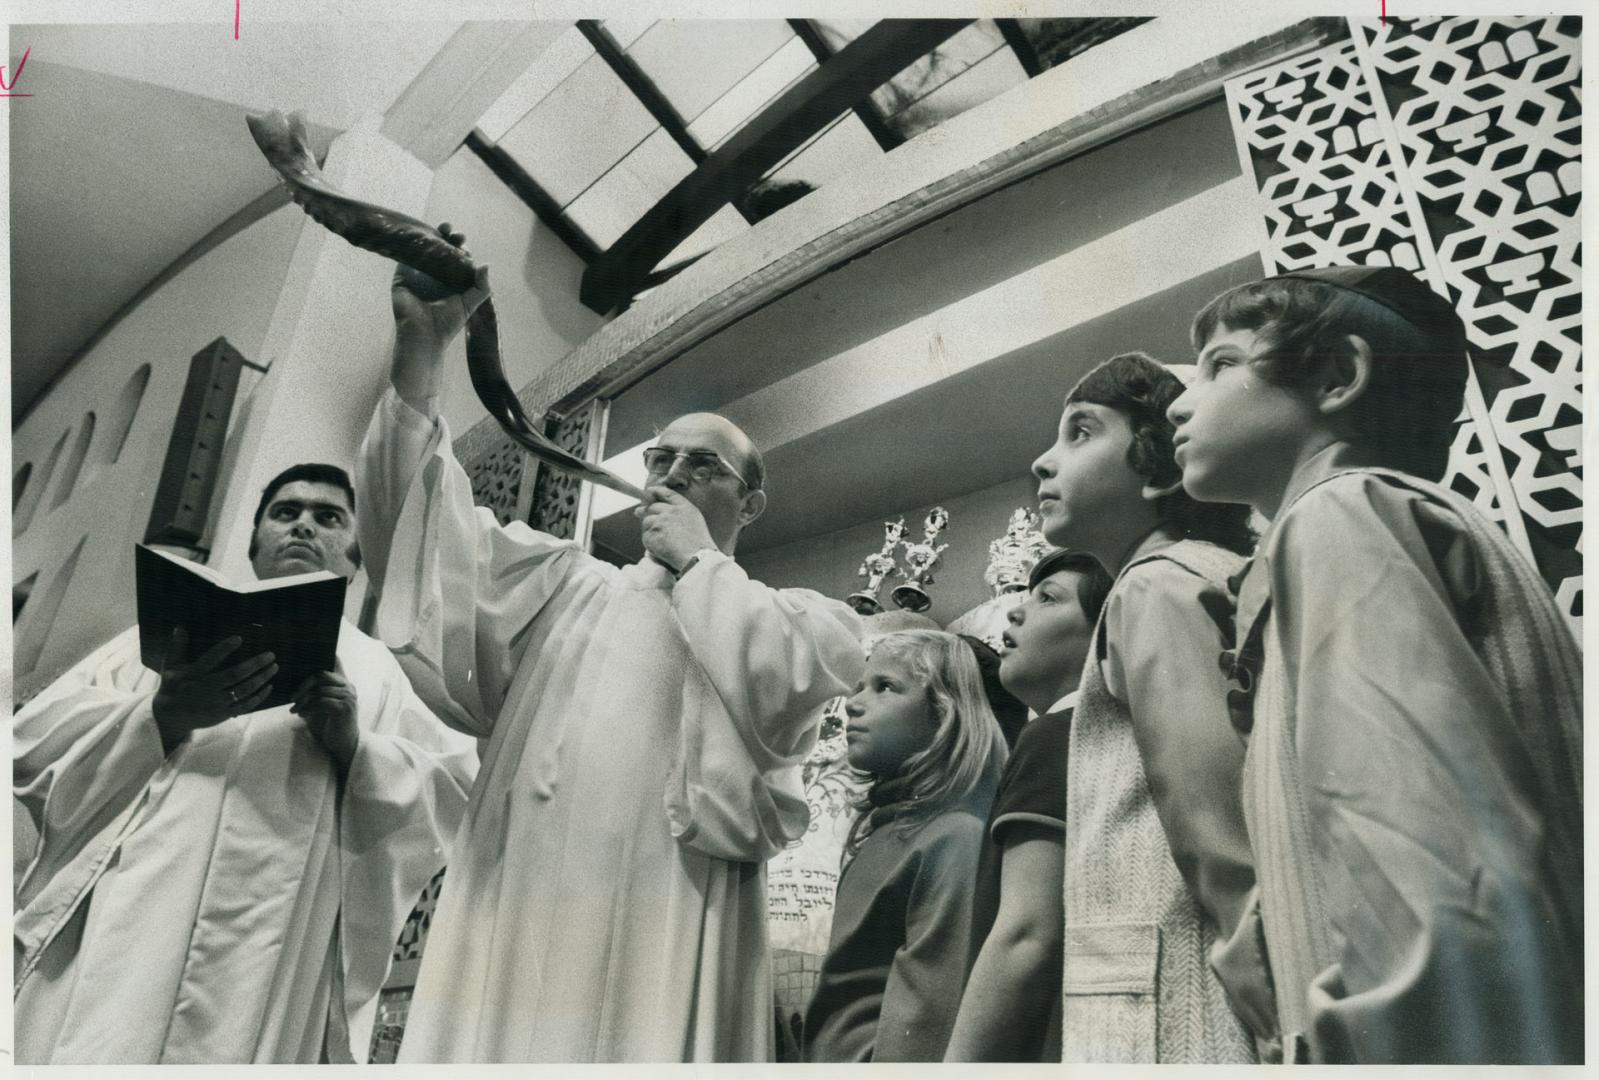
[1229,465,1583,1063]
[357,389,865,1062]
[1062,539,1257,1064]
[13,620,476,1063]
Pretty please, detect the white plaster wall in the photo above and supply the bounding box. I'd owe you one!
[419,146,607,437]
[11,137,606,702]
[11,203,306,699]
[739,473,1040,629]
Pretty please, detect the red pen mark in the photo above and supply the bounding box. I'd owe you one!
[1381,0,1387,24]
[235,0,240,40]
[1,45,30,96]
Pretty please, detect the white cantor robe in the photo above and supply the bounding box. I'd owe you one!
[356,389,865,1063]
[13,619,477,1064]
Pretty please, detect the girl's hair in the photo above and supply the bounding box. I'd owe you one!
[1028,547,1115,624]
[846,630,1009,853]
[1190,277,1467,481]
[1066,352,1257,555]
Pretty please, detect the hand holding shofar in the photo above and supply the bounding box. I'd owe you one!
[245,109,645,503]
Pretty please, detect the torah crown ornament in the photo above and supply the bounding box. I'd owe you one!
[983,507,1050,597]
[847,518,908,615]
[892,507,950,613]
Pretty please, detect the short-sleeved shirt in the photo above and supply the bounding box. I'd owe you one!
[965,702,1074,1061]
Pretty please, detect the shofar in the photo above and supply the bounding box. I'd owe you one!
[246,109,644,503]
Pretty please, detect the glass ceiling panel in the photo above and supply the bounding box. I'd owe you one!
[870,21,1009,123]
[686,35,817,150]
[627,20,795,128]
[564,128,696,249]
[763,113,883,194]
[499,52,658,207]
[599,17,655,50]
[1017,17,1153,71]
[882,38,1026,140]
[477,26,595,144]
[809,18,878,49]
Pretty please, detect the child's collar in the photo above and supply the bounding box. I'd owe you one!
[1111,523,1183,576]
[1268,441,1385,525]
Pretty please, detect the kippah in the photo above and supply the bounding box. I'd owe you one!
[1268,265,1468,355]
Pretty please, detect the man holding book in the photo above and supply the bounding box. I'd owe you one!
[13,463,477,1064]
[355,230,864,1061]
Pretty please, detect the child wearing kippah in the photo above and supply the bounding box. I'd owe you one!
[1168,266,1582,1064]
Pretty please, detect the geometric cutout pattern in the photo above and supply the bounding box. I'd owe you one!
[1226,20,1582,632]
[1358,16,1581,626]
[465,433,528,528]
[528,401,598,541]
[391,867,446,963]
[370,867,447,1061]
[1225,37,1508,525]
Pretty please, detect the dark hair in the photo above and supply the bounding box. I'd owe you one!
[248,462,360,567]
[1190,277,1467,480]
[1067,352,1256,555]
[958,634,1029,749]
[1028,548,1114,625]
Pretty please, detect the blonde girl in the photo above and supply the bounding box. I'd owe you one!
[802,630,1008,1062]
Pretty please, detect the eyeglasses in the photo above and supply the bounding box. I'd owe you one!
[642,447,753,489]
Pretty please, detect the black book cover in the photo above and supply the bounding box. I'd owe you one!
[135,544,347,712]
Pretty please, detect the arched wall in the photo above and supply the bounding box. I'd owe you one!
[10,203,305,700]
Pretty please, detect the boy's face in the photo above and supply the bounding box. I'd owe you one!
[999,568,1093,711]
[1030,401,1148,549]
[1167,324,1321,513]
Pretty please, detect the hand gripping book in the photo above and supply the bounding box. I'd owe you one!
[135,543,347,712]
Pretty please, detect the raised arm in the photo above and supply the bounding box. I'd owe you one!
[357,229,578,736]
[388,223,490,418]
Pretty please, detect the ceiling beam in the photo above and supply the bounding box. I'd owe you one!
[575,20,709,169]
[788,19,905,153]
[577,19,970,315]
[465,129,602,264]
[995,20,1045,79]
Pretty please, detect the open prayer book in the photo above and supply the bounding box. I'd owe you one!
[135,544,346,711]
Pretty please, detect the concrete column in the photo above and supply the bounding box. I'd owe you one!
[207,112,432,587]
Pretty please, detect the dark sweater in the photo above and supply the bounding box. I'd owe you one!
[802,793,993,1062]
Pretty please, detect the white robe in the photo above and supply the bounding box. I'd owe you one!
[13,619,477,1064]
[356,389,865,1062]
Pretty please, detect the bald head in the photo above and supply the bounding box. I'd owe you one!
[648,412,769,555]
[658,413,764,491]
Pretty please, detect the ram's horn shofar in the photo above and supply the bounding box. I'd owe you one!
[246,108,645,503]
